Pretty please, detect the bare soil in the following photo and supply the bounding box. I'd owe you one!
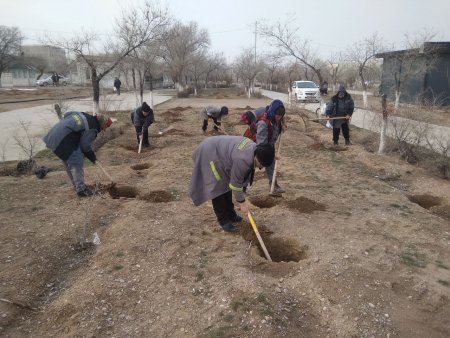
[1,89,450,337]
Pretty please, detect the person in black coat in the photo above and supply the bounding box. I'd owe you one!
[325,85,354,145]
[131,102,154,147]
[114,77,122,95]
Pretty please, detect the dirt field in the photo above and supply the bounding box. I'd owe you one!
[1,89,450,337]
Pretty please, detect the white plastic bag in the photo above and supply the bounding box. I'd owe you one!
[326,121,332,129]
[320,103,327,116]
[93,232,101,245]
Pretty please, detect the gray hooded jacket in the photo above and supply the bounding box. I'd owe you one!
[43,111,99,162]
[189,136,256,206]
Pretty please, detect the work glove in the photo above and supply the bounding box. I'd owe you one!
[85,150,97,164]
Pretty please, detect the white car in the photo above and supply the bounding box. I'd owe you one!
[291,80,320,102]
[36,75,70,86]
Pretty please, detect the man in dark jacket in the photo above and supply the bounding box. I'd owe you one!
[131,101,154,147]
[243,99,286,193]
[114,77,121,95]
[43,112,113,197]
[325,85,354,145]
[189,136,274,233]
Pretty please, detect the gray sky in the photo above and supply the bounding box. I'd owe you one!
[2,0,450,62]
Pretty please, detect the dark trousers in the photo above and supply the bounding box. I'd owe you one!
[333,122,350,143]
[212,191,237,225]
[134,126,149,146]
[202,118,220,132]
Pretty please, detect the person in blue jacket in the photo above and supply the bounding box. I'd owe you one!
[43,112,113,197]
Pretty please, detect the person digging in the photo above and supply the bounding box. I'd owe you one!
[189,136,275,233]
[200,105,228,133]
[131,101,154,148]
[43,111,113,197]
[243,99,286,194]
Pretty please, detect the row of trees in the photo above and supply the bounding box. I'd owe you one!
[0,2,440,111]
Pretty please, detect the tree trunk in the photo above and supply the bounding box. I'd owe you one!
[359,71,368,108]
[132,68,136,89]
[378,95,388,155]
[149,74,154,108]
[395,90,401,109]
[138,71,144,104]
[91,71,100,114]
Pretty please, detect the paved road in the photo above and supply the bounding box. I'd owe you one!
[262,89,450,155]
[0,91,173,161]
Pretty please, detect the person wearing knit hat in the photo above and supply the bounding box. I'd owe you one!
[131,101,154,148]
[200,105,228,133]
[243,99,286,194]
[189,136,274,233]
[43,111,113,197]
[325,85,354,145]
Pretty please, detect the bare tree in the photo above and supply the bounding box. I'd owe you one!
[13,120,38,164]
[345,33,384,108]
[261,54,283,90]
[20,55,49,80]
[259,20,325,85]
[204,52,225,88]
[159,21,209,92]
[187,51,209,95]
[233,48,265,98]
[378,95,388,155]
[327,53,342,92]
[46,2,169,113]
[0,26,23,87]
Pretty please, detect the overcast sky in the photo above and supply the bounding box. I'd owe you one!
[2,0,450,62]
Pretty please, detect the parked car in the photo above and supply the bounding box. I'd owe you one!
[36,74,69,86]
[291,80,320,102]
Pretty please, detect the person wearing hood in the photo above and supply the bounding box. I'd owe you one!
[325,85,354,145]
[43,112,113,197]
[201,106,228,133]
[243,99,286,193]
[131,101,154,148]
[189,136,275,233]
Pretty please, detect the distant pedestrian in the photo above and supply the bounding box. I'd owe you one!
[131,102,154,148]
[114,77,122,95]
[325,85,354,145]
[51,73,58,87]
[189,136,275,232]
[43,112,113,197]
[200,106,228,133]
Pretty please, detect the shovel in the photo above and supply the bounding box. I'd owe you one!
[308,116,348,121]
[269,134,282,196]
[247,212,272,262]
[138,135,143,154]
[213,123,228,135]
[96,161,115,186]
[158,125,174,135]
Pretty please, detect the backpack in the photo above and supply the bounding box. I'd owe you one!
[243,113,273,142]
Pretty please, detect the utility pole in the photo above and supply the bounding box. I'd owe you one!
[254,21,257,64]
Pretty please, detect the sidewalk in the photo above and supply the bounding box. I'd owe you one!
[0,91,173,162]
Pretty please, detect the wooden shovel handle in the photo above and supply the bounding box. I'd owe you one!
[247,212,272,262]
[270,134,282,195]
[96,161,114,183]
